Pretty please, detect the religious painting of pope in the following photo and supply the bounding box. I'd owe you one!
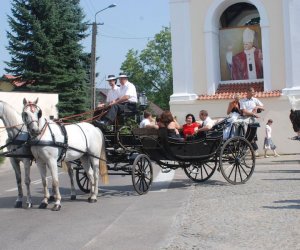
[231,27,263,80]
[219,26,263,81]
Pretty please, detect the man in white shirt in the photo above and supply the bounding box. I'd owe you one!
[197,110,215,132]
[97,75,119,108]
[240,87,264,119]
[94,73,137,127]
[239,87,264,156]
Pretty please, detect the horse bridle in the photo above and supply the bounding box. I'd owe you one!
[22,102,43,134]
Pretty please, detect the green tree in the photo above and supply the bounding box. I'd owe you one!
[6,0,90,117]
[121,26,172,110]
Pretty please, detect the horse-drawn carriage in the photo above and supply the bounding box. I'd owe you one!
[75,114,258,195]
[1,98,258,210]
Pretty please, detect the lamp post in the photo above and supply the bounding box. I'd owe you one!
[90,4,117,109]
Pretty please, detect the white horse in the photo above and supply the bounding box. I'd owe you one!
[22,98,107,211]
[0,101,33,208]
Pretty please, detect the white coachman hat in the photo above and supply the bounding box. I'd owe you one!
[106,75,117,81]
[118,73,128,78]
[243,28,255,43]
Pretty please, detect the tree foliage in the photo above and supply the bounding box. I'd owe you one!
[120,26,172,110]
[6,0,90,117]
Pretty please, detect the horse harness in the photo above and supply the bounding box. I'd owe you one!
[28,121,86,162]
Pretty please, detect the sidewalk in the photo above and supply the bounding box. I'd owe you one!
[255,153,300,165]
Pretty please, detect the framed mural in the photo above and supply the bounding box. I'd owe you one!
[219,25,263,81]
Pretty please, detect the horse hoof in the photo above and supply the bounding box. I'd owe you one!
[51,204,61,211]
[14,201,23,208]
[26,203,33,209]
[71,195,76,200]
[49,195,55,202]
[88,198,97,203]
[39,202,48,209]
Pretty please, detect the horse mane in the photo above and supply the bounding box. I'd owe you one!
[0,101,23,127]
[289,109,300,132]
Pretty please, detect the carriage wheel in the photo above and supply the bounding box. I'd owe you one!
[219,136,255,184]
[183,160,217,182]
[132,154,153,195]
[117,125,135,150]
[75,167,90,193]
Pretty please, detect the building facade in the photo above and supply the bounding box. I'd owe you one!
[169,0,300,154]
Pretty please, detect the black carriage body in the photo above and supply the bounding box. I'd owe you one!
[138,128,223,163]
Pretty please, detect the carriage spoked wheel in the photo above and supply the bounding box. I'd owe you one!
[219,136,255,184]
[183,160,217,182]
[75,167,90,193]
[117,125,136,151]
[132,154,153,195]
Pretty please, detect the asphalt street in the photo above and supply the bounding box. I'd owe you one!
[0,154,299,250]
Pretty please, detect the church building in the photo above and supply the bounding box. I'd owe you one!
[169,0,300,154]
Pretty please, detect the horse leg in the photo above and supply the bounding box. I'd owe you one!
[66,162,76,200]
[36,161,50,209]
[10,159,23,208]
[81,156,96,203]
[23,159,33,209]
[90,157,100,202]
[47,159,62,211]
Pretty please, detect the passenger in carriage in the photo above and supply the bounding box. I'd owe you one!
[197,110,215,132]
[93,73,137,127]
[239,87,264,156]
[139,110,159,129]
[227,94,241,116]
[97,75,120,108]
[159,110,182,139]
[224,94,242,139]
[182,113,198,139]
[239,87,264,119]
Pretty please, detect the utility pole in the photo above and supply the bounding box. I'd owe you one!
[90,4,117,109]
[90,22,97,110]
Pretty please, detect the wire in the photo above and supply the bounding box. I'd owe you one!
[100,34,154,40]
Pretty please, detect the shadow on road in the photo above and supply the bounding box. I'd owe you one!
[263,199,300,210]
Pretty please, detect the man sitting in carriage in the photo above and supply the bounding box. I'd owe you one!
[93,73,138,128]
[97,74,120,108]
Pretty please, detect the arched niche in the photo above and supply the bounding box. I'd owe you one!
[204,0,270,94]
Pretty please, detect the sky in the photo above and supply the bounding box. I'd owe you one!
[0,0,170,89]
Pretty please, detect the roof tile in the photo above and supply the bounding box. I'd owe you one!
[198,82,281,100]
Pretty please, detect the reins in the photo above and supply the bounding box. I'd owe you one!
[54,107,109,124]
[0,123,25,129]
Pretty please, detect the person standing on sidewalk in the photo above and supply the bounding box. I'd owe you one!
[263,119,280,158]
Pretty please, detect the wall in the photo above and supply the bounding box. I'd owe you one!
[0,92,58,147]
[170,0,287,97]
[0,81,14,91]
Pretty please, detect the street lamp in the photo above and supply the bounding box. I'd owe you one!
[90,4,117,109]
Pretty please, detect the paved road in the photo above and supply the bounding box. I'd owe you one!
[164,154,300,250]
[0,158,189,250]
[0,155,300,250]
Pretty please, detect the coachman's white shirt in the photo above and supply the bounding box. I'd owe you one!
[106,85,120,103]
[119,81,137,103]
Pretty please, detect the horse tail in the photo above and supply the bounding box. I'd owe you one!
[99,132,109,184]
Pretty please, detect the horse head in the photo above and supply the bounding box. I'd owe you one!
[289,109,300,133]
[22,98,43,136]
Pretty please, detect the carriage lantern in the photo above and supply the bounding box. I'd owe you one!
[139,91,148,110]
